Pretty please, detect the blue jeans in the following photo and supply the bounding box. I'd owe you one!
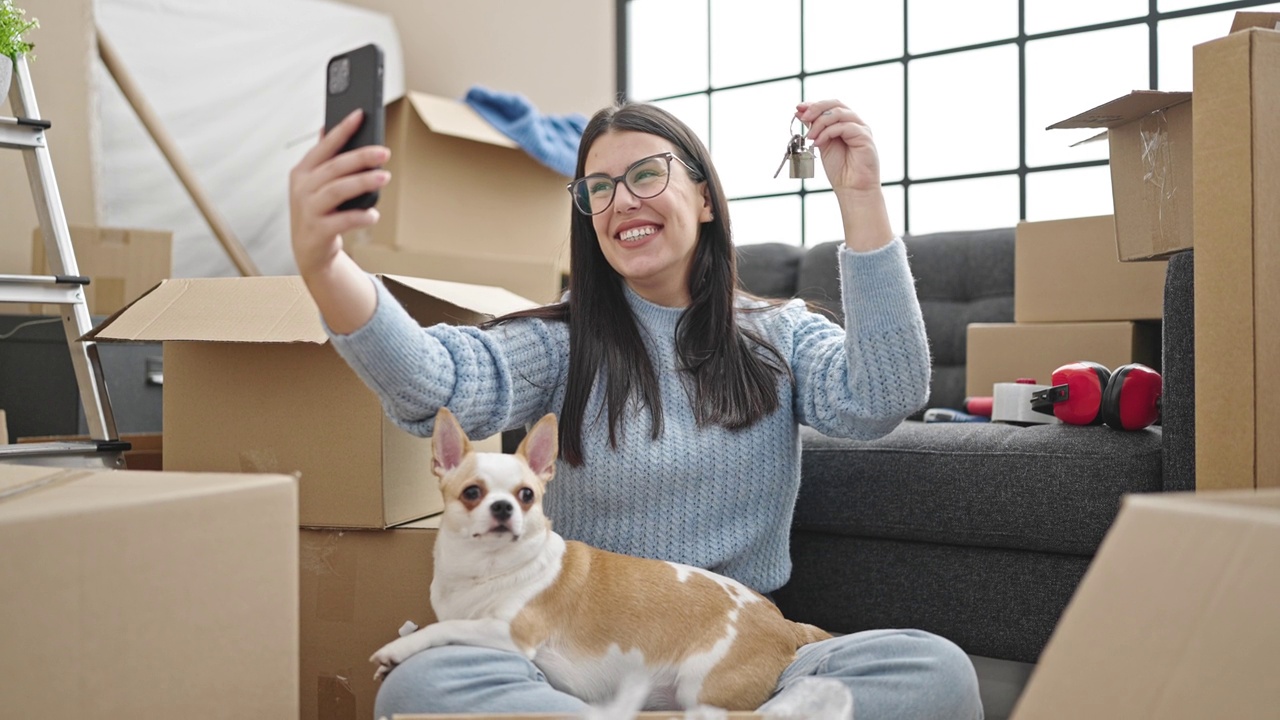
[373,628,984,720]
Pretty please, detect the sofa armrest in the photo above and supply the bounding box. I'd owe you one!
[1161,250,1195,491]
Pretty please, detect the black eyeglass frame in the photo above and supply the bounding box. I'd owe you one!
[566,151,703,216]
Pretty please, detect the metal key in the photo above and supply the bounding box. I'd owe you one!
[789,142,815,179]
[774,134,810,179]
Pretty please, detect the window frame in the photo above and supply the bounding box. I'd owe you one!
[616,0,1278,242]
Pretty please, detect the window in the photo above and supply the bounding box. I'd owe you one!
[620,0,1280,245]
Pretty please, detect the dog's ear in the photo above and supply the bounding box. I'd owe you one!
[431,407,471,476]
[517,413,559,480]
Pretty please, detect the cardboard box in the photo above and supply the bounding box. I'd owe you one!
[1014,215,1167,322]
[29,225,172,316]
[300,516,440,720]
[1010,489,1280,719]
[377,92,571,273]
[965,321,1161,398]
[350,243,566,306]
[1193,23,1280,491]
[87,275,534,528]
[1049,91,1192,262]
[0,464,299,717]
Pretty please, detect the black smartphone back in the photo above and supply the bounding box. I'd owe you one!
[324,43,385,210]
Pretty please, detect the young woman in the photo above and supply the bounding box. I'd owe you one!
[289,99,983,720]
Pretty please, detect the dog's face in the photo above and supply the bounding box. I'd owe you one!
[432,408,559,544]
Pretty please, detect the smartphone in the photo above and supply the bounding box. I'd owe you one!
[324,43,385,210]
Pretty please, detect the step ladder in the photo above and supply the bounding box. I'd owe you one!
[0,54,127,469]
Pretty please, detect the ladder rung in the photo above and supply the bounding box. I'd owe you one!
[0,119,46,150]
[0,274,90,305]
[0,440,130,470]
[0,273,90,285]
[0,115,52,129]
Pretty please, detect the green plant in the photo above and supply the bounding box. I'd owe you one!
[0,0,39,60]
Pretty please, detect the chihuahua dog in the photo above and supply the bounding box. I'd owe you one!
[370,408,831,711]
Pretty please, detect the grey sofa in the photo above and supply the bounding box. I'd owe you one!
[737,230,1195,665]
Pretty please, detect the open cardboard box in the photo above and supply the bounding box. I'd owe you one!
[1011,489,1280,719]
[86,274,535,528]
[1048,91,1192,263]
[375,91,571,278]
[0,463,299,716]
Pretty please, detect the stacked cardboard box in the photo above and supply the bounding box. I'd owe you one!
[89,273,538,720]
[966,214,1166,401]
[0,464,299,716]
[347,91,571,305]
[1192,19,1280,491]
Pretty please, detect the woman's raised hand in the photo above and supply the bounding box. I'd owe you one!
[795,100,881,195]
[288,109,391,278]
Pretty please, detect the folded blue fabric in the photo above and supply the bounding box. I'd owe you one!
[463,85,588,178]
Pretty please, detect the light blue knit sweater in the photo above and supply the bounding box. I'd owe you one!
[327,238,930,593]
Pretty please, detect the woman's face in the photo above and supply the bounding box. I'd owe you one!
[583,130,712,307]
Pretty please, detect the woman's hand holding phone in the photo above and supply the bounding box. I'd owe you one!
[288,109,389,334]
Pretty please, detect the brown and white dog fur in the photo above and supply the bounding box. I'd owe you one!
[369,408,832,711]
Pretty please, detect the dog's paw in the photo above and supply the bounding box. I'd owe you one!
[369,636,418,681]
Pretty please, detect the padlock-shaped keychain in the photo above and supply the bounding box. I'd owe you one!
[774,117,815,179]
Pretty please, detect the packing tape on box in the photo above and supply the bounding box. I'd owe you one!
[992,383,1061,425]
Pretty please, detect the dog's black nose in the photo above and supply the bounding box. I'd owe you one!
[490,500,513,521]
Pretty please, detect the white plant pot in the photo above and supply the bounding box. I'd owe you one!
[0,54,11,102]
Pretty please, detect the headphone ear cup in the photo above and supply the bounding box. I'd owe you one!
[1051,361,1111,425]
[1101,363,1163,430]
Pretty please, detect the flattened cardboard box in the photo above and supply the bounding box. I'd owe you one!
[1011,489,1280,719]
[377,91,571,276]
[300,516,440,720]
[965,321,1161,398]
[29,225,172,316]
[350,243,567,306]
[1014,215,1166,323]
[87,274,534,528]
[1193,22,1280,491]
[1049,91,1192,262]
[0,464,299,717]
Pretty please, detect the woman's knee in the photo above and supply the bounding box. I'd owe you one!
[373,645,539,717]
[877,630,982,719]
[814,629,983,720]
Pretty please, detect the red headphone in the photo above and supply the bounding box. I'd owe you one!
[1029,362,1162,430]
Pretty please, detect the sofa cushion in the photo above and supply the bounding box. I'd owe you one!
[795,421,1163,556]
[735,242,805,299]
[787,230,1014,411]
[774,532,1087,663]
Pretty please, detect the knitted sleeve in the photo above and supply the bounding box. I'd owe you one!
[786,238,931,439]
[324,276,568,440]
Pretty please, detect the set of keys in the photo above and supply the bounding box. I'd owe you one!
[773,117,815,179]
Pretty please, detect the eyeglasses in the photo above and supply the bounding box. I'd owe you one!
[567,152,702,216]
